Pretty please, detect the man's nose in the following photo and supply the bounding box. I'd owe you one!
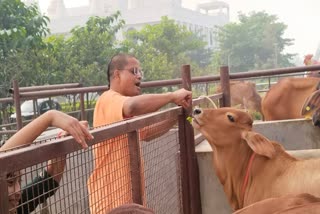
[136,72,143,79]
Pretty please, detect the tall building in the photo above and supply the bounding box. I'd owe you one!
[25,0,230,48]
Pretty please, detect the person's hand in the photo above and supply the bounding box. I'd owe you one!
[171,89,192,108]
[49,110,94,149]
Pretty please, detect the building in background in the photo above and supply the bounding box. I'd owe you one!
[24,0,229,48]
[315,42,320,60]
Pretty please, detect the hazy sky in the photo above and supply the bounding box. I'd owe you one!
[39,0,320,59]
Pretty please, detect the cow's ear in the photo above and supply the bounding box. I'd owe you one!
[241,131,276,159]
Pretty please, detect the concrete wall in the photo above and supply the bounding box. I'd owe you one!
[196,118,320,214]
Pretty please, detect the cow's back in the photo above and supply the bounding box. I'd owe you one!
[262,77,320,120]
[216,81,262,113]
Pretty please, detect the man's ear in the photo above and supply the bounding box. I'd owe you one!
[113,70,121,79]
[241,131,276,159]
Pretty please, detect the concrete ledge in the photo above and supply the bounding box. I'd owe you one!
[253,118,320,150]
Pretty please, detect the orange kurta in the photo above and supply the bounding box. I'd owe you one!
[88,89,132,214]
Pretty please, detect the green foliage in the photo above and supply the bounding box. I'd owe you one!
[0,0,49,98]
[212,11,296,73]
[121,16,207,84]
[250,110,263,121]
[0,11,125,95]
[52,12,125,86]
[0,0,49,59]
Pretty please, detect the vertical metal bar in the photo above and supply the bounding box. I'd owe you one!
[181,65,202,214]
[0,172,9,214]
[178,115,190,214]
[128,131,143,204]
[220,66,231,107]
[35,99,40,116]
[86,92,89,108]
[13,80,22,130]
[80,93,86,120]
[32,99,37,117]
[74,95,77,111]
[205,82,209,95]
[219,97,225,108]
[268,76,271,90]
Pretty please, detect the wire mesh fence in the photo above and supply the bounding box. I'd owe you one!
[0,108,188,214]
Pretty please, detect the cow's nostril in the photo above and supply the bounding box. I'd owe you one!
[194,108,202,115]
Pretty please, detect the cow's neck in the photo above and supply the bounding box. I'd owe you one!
[211,140,253,210]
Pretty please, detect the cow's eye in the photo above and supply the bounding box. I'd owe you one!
[227,114,235,122]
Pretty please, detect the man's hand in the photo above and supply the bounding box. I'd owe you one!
[171,89,192,108]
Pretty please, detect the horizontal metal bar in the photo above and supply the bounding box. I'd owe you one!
[229,64,320,79]
[0,130,16,134]
[0,97,13,103]
[7,65,320,100]
[18,86,109,100]
[141,79,182,88]
[9,83,82,93]
[142,65,320,87]
[0,107,182,172]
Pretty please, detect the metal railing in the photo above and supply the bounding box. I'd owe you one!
[0,66,215,214]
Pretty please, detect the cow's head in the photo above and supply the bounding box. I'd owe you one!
[192,107,275,158]
[302,90,320,127]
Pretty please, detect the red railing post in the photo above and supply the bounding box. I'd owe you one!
[0,172,9,214]
[220,66,231,107]
[180,65,202,214]
[13,80,22,130]
[128,131,143,204]
[80,93,86,120]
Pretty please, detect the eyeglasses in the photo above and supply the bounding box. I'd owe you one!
[119,67,143,78]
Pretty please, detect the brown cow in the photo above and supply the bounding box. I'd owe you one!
[216,81,262,115]
[262,77,320,120]
[234,193,320,214]
[192,107,320,211]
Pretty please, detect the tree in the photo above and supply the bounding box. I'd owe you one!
[213,11,296,73]
[61,12,125,86]
[121,16,207,82]
[5,12,125,88]
[0,0,49,97]
[0,0,49,59]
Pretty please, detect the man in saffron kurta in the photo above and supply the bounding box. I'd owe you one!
[87,53,192,213]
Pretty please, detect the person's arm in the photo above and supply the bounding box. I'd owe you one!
[14,114,92,214]
[0,110,93,151]
[45,120,89,183]
[123,88,192,117]
[18,170,60,214]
